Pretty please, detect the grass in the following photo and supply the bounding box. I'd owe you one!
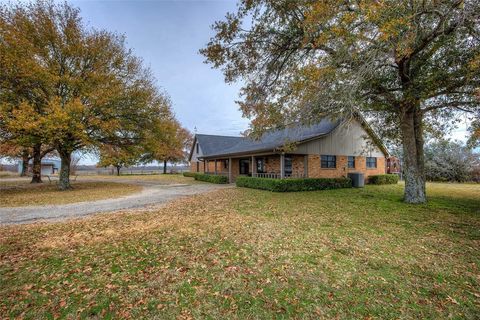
[0,171,18,179]
[0,181,142,207]
[0,182,479,319]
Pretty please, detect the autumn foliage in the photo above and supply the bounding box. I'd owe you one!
[0,1,188,188]
[201,0,480,203]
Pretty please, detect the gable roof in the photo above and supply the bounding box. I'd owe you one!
[190,115,389,159]
[195,134,244,156]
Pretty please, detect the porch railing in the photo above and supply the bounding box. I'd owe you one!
[252,172,306,179]
[252,172,281,179]
[204,172,306,179]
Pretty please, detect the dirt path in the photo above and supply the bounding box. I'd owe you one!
[0,181,230,225]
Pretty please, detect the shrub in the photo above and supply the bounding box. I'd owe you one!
[183,172,196,178]
[236,176,352,192]
[194,173,229,184]
[368,174,399,185]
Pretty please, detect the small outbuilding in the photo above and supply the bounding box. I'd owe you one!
[18,158,61,175]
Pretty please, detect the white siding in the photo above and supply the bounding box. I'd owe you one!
[293,120,385,157]
[41,165,54,175]
[190,141,203,162]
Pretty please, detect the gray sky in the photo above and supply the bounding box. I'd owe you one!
[69,0,249,164]
[71,0,249,138]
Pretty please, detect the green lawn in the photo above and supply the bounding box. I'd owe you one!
[0,183,479,319]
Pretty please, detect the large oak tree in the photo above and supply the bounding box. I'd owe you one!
[201,0,480,203]
[0,1,177,189]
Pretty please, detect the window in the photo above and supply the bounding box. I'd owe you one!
[284,156,292,175]
[366,157,377,168]
[348,156,355,168]
[196,143,199,154]
[239,159,250,175]
[321,155,336,168]
[224,159,228,169]
[256,158,265,173]
[196,162,199,172]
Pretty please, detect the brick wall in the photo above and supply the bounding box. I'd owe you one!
[191,154,385,182]
[265,156,280,173]
[262,155,305,176]
[230,158,241,181]
[291,155,305,176]
[308,155,385,180]
[205,160,229,174]
[189,161,204,173]
[190,160,230,174]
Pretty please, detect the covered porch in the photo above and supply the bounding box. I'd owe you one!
[201,153,308,183]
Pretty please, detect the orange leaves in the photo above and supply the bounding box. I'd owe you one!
[1,1,181,170]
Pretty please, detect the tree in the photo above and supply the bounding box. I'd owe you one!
[0,141,24,175]
[0,138,54,179]
[70,153,82,176]
[424,140,479,182]
[201,0,480,203]
[98,145,141,176]
[0,1,175,189]
[141,118,192,174]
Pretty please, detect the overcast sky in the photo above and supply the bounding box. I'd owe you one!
[68,0,249,164]
[70,0,248,136]
[1,0,474,165]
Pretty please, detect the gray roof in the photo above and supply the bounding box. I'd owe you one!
[196,134,244,156]
[196,118,341,158]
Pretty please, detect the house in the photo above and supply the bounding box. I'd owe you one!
[188,116,391,183]
[17,158,61,175]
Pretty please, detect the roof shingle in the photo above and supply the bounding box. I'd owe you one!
[196,118,340,158]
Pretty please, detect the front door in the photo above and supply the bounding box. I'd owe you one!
[256,158,266,173]
[239,159,250,175]
[284,156,293,177]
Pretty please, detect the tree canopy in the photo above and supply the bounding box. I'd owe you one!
[0,1,184,188]
[202,0,480,203]
[424,140,479,182]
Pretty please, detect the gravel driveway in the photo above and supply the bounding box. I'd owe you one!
[0,180,230,225]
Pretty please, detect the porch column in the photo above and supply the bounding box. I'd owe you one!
[304,155,308,178]
[251,156,256,177]
[214,159,217,175]
[280,153,285,179]
[203,160,206,173]
[228,158,232,183]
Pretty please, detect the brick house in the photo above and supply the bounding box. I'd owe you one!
[188,116,390,183]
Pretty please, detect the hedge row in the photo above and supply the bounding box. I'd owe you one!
[182,172,196,178]
[236,176,352,192]
[194,173,229,184]
[368,174,399,185]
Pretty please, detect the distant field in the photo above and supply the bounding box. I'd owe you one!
[0,182,479,319]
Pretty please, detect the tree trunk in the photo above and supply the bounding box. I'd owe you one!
[116,166,121,176]
[20,150,29,177]
[163,160,167,174]
[30,144,42,183]
[400,107,426,204]
[58,150,72,190]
